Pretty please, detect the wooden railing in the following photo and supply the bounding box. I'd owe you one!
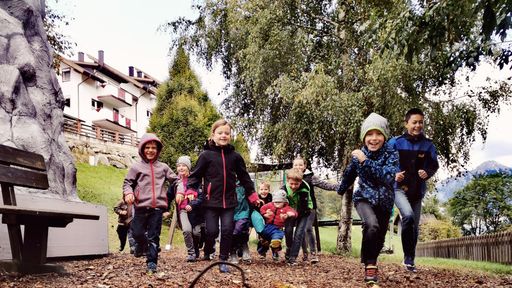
[416,230,512,264]
[63,116,139,147]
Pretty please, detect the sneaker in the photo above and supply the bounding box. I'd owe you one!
[287,258,298,266]
[403,262,417,273]
[229,253,239,264]
[302,252,308,262]
[242,247,252,263]
[258,252,266,259]
[310,252,319,264]
[364,265,378,284]
[186,254,197,262]
[133,248,143,258]
[219,263,230,273]
[146,262,157,275]
[202,253,214,261]
[272,251,280,261]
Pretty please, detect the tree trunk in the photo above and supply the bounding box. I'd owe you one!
[336,187,353,254]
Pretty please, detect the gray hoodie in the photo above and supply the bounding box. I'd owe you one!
[123,133,177,209]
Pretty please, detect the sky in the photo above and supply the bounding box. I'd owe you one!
[50,0,512,178]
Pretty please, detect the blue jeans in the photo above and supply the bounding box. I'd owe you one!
[355,201,391,265]
[258,224,285,255]
[131,207,163,265]
[285,215,308,260]
[394,188,422,263]
[301,209,317,254]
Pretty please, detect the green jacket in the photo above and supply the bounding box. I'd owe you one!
[283,181,312,217]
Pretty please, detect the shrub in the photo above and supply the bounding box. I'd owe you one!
[420,219,462,241]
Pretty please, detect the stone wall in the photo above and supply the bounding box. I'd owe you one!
[65,132,139,169]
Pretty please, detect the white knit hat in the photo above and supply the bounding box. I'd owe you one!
[360,112,390,142]
[176,155,192,170]
[272,189,288,203]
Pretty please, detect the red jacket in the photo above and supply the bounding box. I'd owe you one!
[260,202,297,228]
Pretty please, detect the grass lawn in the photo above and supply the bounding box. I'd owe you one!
[76,162,511,275]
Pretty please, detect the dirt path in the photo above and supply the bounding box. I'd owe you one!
[1,249,511,287]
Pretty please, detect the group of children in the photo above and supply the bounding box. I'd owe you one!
[119,109,438,285]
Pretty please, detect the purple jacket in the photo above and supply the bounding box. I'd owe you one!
[123,133,177,209]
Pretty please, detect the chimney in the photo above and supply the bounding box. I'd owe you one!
[136,70,142,78]
[78,52,84,62]
[128,66,134,77]
[98,50,104,65]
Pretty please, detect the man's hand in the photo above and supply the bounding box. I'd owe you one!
[125,194,134,204]
[395,171,405,182]
[352,149,367,163]
[418,169,428,179]
[175,194,184,204]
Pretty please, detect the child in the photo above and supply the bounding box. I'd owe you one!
[388,108,439,272]
[258,182,272,204]
[123,133,178,274]
[183,119,263,273]
[293,156,338,263]
[259,189,297,261]
[337,113,399,285]
[229,181,252,264]
[283,168,312,265]
[168,155,204,262]
[113,199,135,253]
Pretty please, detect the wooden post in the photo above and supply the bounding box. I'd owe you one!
[95,126,101,140]
[76,120,81,134]
[166,202,178,250]
[115,132,119,144]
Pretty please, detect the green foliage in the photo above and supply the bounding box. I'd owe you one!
[422,193,447,220]
[165,0,511,172]
[419,219,462,242]
[316,190,342,220]
[44,0,75,71]
[448,173,512,235]
[149,45,221,166]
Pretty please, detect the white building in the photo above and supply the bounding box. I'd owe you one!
[57,50,161,142]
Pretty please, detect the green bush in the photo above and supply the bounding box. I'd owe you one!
[419,219,462,242]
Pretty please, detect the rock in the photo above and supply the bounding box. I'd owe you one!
[96,154,109,166]
[110,160,126,169]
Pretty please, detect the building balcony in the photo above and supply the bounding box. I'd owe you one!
[97,86,132,108]
[91,108,137,134]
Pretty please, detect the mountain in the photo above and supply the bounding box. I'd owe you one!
[436,160,512,202]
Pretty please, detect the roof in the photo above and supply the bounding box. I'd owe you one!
[59,54,159,95]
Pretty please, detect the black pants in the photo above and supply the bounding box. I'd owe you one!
[204,207,235,261]
[355,201,391,265]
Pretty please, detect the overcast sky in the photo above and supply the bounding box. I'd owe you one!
[50,0,512,176]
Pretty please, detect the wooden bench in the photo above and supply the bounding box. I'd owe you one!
[0,144,100,274]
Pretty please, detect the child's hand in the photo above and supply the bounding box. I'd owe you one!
[395,171,405,182]
[263,209,273,218]
[162,211,170,218]
[418,169,428,179]
[175,194,184,204]
[280,213,288,220]
[119,210,127,215]
[185,205,192,212]
[125,194,134,204]
[187,194,195,201]
[286,211,295,218]
[352,149,366,163]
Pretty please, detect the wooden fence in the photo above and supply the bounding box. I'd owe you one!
[63,117,139,147]
[416,230,512,264]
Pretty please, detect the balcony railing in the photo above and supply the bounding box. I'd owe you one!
[64,116,139,147]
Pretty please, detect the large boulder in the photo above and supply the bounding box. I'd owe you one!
[0,0,77,200]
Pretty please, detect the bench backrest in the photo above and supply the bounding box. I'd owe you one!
[0,144,49,205]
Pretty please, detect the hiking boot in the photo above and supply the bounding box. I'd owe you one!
[186,254,196,262]
[258,252,266,259]
[229,253,239,264]
[146,262,157,275]
[219,263,230,273]
[242,246,252,263]
[364,265,378,284]
[272,251,280,261]
[310,252,319,264]
[133,247,143,258]
[302,252,308,262]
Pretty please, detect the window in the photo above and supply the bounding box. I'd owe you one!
[147,110,152,118]
[91,99,103,111]
[64,97,70,107]
[62,68,70,82]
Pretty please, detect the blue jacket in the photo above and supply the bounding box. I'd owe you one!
[234,183,250,221]
[388,133,439,202]
[337,142,399,212]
